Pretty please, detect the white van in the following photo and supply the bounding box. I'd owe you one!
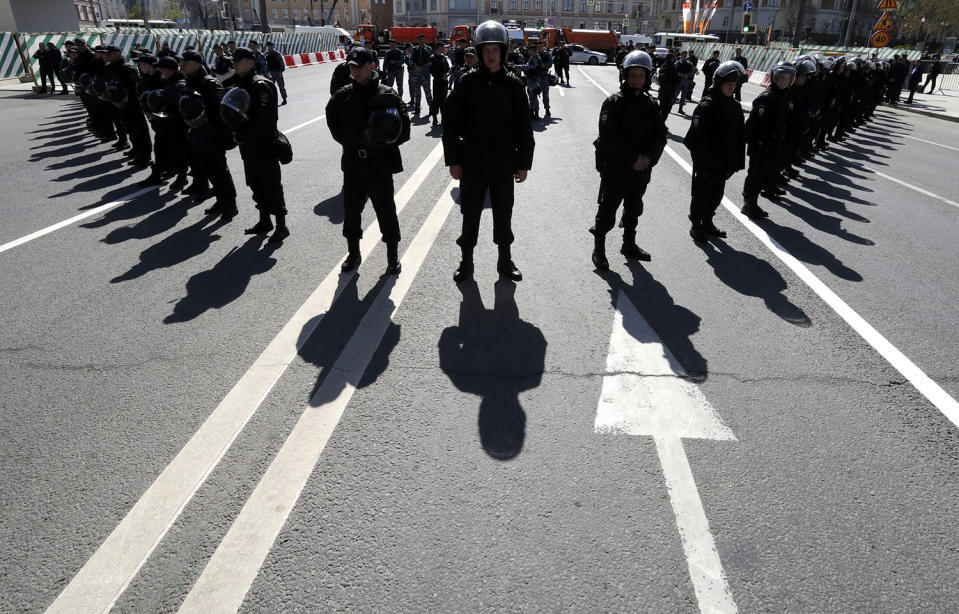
[620,34,653,46]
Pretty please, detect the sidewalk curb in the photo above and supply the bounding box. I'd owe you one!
[894,104,959,124]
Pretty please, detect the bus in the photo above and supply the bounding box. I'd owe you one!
[104,19,178,30]
[652,32,719,49]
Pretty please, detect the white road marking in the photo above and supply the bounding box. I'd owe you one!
[557,85,565,97]
[178,181,457,613]
[582,66,959,431]
[43,142,446,614]
[2,113,325,256]
[596,290,737,614]
[0,186,156,254]
[903,134,959,152]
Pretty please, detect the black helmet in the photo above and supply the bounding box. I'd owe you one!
[91,74,109,100]
[178,93,207,129]
[712,60,745,85]
[795,57,817,75]
[106,82,128,107]
[474,20,509,57]
[220,87,251,130]
[366,107,403,145]
[621,50,653,81]
[147,89,169,118]
[78,73,92,90]
[138,90,152,114]
[770,61,796,88]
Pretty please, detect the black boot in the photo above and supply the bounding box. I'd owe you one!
[267,214,289,244]
[620,232,651,261]
[453,247,473,283]
[592,233,609,270]
[244,211,274,235]
[169,172,188,192]
[741,193,769,219]
[137,167,164,187]
[342,238,362,272]
[689,215,707,243]
[386,241,401,275]
[183,179,209,195]
[496,244,522,281]
[701,217,727,238]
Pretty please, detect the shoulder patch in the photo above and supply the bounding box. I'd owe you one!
[757,106,765,116]
[692,116,700,127]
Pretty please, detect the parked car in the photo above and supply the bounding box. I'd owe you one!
[566,44,609,65]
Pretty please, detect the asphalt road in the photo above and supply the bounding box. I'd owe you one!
[1,61,958,613]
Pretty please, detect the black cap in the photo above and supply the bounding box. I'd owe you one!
[181,50,204,64]
[156,56,180,70]
[464,47,476,56]
[134,54,157,65]
[346,47,375,66]
[93,45,106,52]
[231,46,256,61]
[105,44,121,53]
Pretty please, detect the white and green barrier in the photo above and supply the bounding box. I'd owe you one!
[682,41,921,73]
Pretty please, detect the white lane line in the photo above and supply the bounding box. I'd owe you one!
[0,186,157,254]
[43,142,445,614]
[581,65,959,435]
[858,164,959,210]
[2,114,326,256]
[903,134,959,152]
[178,181,457,614]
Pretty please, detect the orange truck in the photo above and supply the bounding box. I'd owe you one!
[449,24,473,44]
[354,25,439,51]
[541,27,618,58]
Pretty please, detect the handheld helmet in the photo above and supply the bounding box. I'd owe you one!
[178,93,208,129]
[220,86,251,130]
[105,81,128,107]
[712,60,745,86]
[770,61,797,89]
[147,89,169,118]
[138,90,152,114]
[620,50,653,82]
[474,20,509,60]
[91,74,110,101]
[366,107,403,145]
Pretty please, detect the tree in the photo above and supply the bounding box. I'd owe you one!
[181,0,218,28]
[892,0,958,42]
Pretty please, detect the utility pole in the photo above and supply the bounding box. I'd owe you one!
[841,0,858,47]
[260,0,270,31]
[791,0,807,46]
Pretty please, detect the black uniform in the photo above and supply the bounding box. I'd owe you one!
[732,53,748,100]
[657,58,680,119]
[106,58,152,163]
[329,61,352,96]
[684,86,745,231]
[442,64,534,266]
[552,46,571,84]
[325,73,410,247]
[593,82,667,251]
[158,70,191,183]
[743,84,789,209]
[701,56,720,95]
[185,67,237,214]
[224,71,287,221]
[428,52,450,122]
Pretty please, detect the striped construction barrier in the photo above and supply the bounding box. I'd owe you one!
[0,32,24,79]
[283,48,346,68]
[683,41,922,73]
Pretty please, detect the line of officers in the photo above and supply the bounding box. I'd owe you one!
[56,24,890,282]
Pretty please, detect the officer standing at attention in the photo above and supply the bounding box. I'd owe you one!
[741,61,796,220]
[590,50,666,270]
[222,47,289,243]
[104,45,152,167]
[683,60,746,243]
[179,49,238,219]
[264,41,288,105]
[382,40,406,99]
[656,51,680,119]
[326,47,410,274]
[442,20,534,283]
[520,41,551,119]
[701,50,720,96]
[732,47,748,101]
[408,34,434,118]
[329,47,353,95]
[428,41,450,126]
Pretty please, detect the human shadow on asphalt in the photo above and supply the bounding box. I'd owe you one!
[111,214,233,284]
[50,168,137,197]
[45,149,110,170]
[99,192,199,243]
[314,192,345,224]
[164,235,279,323]
[30,125,87,139]
[697,239,811,327]
[532,116,561,133]
[595,264,708,380]
[52,159,119,183]
[788,179,873,220]
[438,280,546,461]
[760,219,863,281]
[800,161,874,195]
[295,273,400,402]
[28,141,94,162]
[29,132,93,150]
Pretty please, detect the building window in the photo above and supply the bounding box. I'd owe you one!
[282,8,288,17]
[431,0,437,9]
[580,0,586,11]
[522,0,528,9]
[510,0,516,8]
[606,2,612,12]
[272,8,279,18]
[536,0,541,8]
[563,0,572,9]
[491,0,498,9]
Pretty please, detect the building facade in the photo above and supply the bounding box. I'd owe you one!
[236,0,379,29]
[0,0,82,31]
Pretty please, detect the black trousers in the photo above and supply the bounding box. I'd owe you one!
[457,160,515,249]
[734,80,743,101]
[556,64,570,83]
[240,146,286,215]
[39,66,65,91]
[743,143,782,198]
[121,108,151,160]
[594,170,649,239]
[430,76,448,118]
[690,167,726,222]
[342,163,400,243]
[658,87,675,120]
[189,129,236,205]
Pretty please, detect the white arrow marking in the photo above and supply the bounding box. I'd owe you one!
[596,289,738,614]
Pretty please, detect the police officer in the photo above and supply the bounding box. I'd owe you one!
[552,41,571,86]
[326,46,411,275]
[428,41,450,126]
[222,46,289,243]
[442,20,534,283]
[330,48,353,95]
[211,44,233,82]
[248,40,269,76]
[408,34,433,117]
[684,60,746,243]
[741,61,796,220]
[264,41,288,105]
[449,38,468,73]
[179,49,238,219]
[701,49,720,96]
[153,55,191,190]
[450,46,478,88]
[591,50,666,270]
[732,47,748,101]
[520,41,551,119]
[656,51,680,119]
[382,40,406,99]
[104,45,152,167]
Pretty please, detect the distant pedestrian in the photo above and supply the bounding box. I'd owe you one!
[906,60,923,104]
[264,41,288,105]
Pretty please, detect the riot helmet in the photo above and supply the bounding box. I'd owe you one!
[139,90,152,114]
[178,93,208,129]
[366,107,403,145]
[795,58,817,75]
[770,61,796,89]
[474,20,509,56]
[712,60,745,85]
[106,82,128,107]
[147,89,169,118]
[620,50,653,80]
[220,86,251,130]
[91,74,110,100]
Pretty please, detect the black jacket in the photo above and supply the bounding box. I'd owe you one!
[186,67,233,146]
[266,49,285,72]
[684,88,745,177]
[329,62,352,96]
[441,65,534,170]
[325,73,410,173]
[596,84,667,178]
[702,57,720,79]
[745,85,789,154]
[429,54,450,79]
[223,71,278,149]
[384,47,405,71]
[106,59,142,113]
[658,60,680,91]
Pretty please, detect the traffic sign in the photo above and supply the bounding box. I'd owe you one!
[874,10,893,31]
[623,19,629,26]
[743,1,753,12]
[876,0,897,9]
[870,29,890,48]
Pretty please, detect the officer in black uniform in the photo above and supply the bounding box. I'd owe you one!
[656,51,680,119]
[590,50,667,270]
[326,46,411,275]
[153,55,191,190]
[684,60,746,242]
[382,40,406,99]
[104,45,152,167]
[329,48,353,95]
[428,41,450,126]
[179,49,238,218]
[222,47,289,243]
[741,61,795,220]
[732,47,748,101]
[701,49,720,96]
[442,20,534,283]
[264,41,288,105]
